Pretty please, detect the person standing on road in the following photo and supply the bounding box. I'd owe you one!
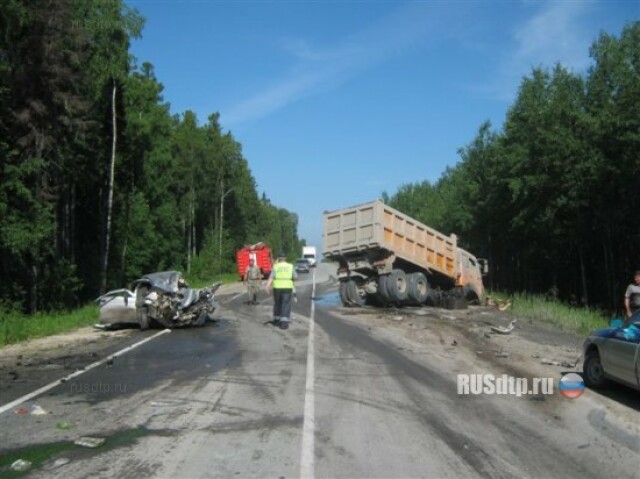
[244,258,262,305]
[624,270,640,319]
[265,252,297,329]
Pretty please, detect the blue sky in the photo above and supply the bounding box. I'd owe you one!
[128,0,637,250]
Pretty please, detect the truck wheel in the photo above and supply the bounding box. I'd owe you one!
[583,349,609,388]
[377,275,392,303]
[339,281,350,306]
[463,285,480,304]
[346,279,366,307]
[386,269,408,302]
[407,273,429,304]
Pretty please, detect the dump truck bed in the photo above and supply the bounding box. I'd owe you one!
[323,199,457,280]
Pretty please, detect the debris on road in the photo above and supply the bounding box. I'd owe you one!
[14,407,30,415]
[10,459,32,472]
[541,358,561,366]
[74,436,105,448]
[56,421,75,430]
[495,352,510,358]
[540,357,580,368]
[44,457,71,470]
[491,319,517,334]
[31,404,48,415]
[561,357,581,368]
[496,299,512,311]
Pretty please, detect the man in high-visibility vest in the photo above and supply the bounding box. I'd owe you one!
[265,252,297,329]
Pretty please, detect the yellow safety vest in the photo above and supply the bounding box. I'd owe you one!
[273,263,294,289]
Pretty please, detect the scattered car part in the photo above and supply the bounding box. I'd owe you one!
[491,319,517,334]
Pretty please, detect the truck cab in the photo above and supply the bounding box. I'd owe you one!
[456,249,487,301]
[303,246,317,267]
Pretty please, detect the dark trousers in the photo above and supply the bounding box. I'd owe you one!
[273,289,293,322]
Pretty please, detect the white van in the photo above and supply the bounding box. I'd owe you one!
[302,246,317,267]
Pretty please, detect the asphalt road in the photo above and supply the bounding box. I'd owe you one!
[1,263,638,478]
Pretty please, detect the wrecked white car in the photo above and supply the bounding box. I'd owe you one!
[96,288,137,326]
[98,271,222,329]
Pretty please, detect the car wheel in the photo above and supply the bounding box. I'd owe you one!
[386,269,408,302]
[137,307,150,330]
[407,273,429,304]
[194,311,207,327]
[583,349,609,388]
[346,279,366,307]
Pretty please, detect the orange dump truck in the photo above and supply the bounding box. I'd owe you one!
[323,199,487,307]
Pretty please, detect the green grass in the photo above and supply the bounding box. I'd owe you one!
[487,291,611,336]
[0,304,98,347]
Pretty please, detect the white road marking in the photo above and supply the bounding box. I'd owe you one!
[300,268,316,479]
[0,328,171,415]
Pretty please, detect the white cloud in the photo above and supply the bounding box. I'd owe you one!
[477,0,596,102]
[223,1,451,126]
[512,0,594,72]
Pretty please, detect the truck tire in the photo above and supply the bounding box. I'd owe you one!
[339,281,350,306]
[407,273,429,304]
[463,285,480,304]
[346,279,366,307]
[386,269,408,302]
[377,275,392,303]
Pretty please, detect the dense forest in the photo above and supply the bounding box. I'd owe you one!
[1,2,637,315]
[0,0,303,313]
[384,22,639,312]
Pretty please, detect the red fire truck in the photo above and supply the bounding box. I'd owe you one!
[235,243,273,280]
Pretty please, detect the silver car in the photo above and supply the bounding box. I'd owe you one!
[582,315,640,391]
[98,271,221,329]
[295,258,311,273]
[97,288,137,326]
